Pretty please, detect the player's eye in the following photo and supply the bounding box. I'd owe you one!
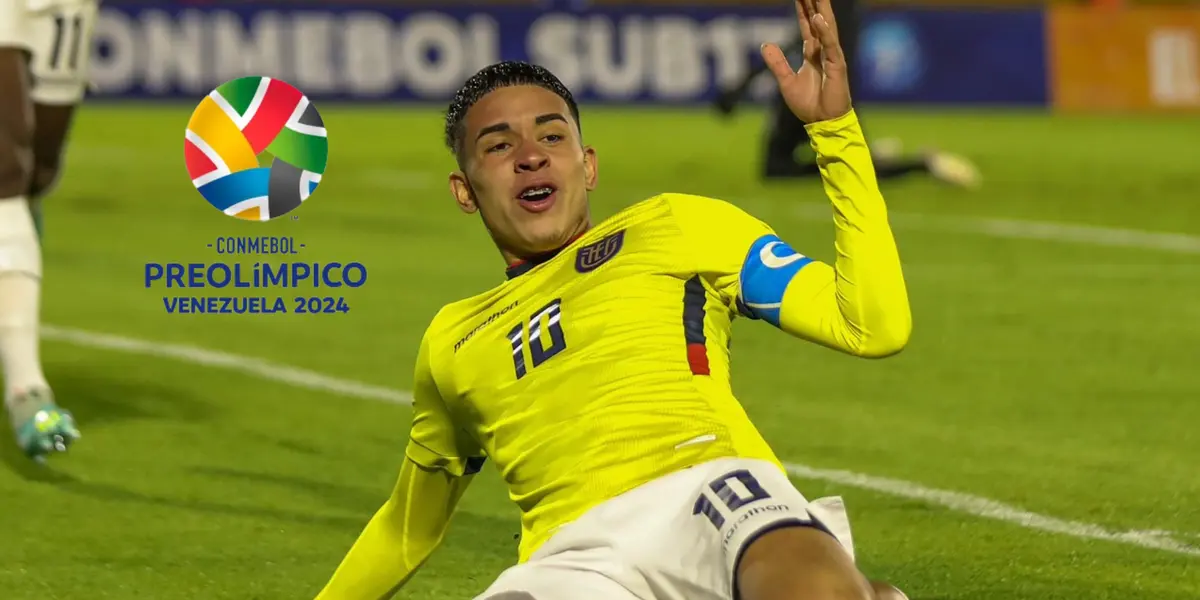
[543,134,563,143]
[486,142,510,153]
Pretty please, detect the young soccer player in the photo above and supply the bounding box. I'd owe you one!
[0,0,98,459]
[316,0,911,598]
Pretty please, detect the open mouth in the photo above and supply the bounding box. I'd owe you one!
[516,185,558,213]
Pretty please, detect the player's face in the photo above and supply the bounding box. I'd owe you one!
[450,85,597,261]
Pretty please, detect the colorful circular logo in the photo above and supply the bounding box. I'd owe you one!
[184,76,328,221]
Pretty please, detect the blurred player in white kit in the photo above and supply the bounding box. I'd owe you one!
[0,0,98,460]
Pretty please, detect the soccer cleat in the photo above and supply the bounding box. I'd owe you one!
[6,388,79,460]
[869,137,904,162]
[926,150,982,189]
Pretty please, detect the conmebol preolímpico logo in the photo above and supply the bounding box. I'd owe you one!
[184,76,328,221]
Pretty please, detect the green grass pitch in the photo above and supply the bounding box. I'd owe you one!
[0,104,1197,598]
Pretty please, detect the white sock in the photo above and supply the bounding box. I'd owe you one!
[0,197,48,408]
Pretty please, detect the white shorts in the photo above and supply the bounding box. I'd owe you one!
[0,0,99,105]
[476,458,857,600]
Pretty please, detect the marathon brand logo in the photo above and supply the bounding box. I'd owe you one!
[723,503,791,547]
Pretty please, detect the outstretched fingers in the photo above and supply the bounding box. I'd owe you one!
[761,43,796,84]
[794,0,820,65]
[810,0,844,65]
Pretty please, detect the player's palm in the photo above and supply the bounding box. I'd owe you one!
[761,0,851,124]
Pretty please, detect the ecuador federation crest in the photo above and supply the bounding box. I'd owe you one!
[575,230,625,273]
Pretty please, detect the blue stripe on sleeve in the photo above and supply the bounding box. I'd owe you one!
[737,234,813,327]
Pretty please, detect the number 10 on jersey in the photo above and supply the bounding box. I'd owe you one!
[506,299,567,379]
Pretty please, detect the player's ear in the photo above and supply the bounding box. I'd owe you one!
[583,146,598,192]
[449,171,478,214]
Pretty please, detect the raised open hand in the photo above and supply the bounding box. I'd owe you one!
[760,0,852,124]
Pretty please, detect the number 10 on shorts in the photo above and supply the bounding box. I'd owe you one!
[693,469,772,530]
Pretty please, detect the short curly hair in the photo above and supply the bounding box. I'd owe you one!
[444,61,581,164]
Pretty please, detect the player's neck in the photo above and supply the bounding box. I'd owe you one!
[503,222,591,278]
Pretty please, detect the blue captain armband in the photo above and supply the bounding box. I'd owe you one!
[736,234,814,326]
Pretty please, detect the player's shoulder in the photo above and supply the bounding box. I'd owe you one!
[660,192,755,220]
[421,299,475,343]
[417,304,454,349]
[643,193,765,234]
[426,293,486,334]
[607,192,749,225]
[634,192,735,210]
[596,194,768,253]
[424,285,519,347]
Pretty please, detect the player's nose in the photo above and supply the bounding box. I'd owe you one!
[514,144,550,172]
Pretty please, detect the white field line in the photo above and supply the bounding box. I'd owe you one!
[785,464,1199,556]
[791,203,1200,255]
[39,324,1200,558]
[41,326,407,404]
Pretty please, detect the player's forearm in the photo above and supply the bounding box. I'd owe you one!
[315,459,469,600]
[779,110,911,357]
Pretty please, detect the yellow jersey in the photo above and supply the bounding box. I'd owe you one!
[409,193,793,561]
[316,110,911,598]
